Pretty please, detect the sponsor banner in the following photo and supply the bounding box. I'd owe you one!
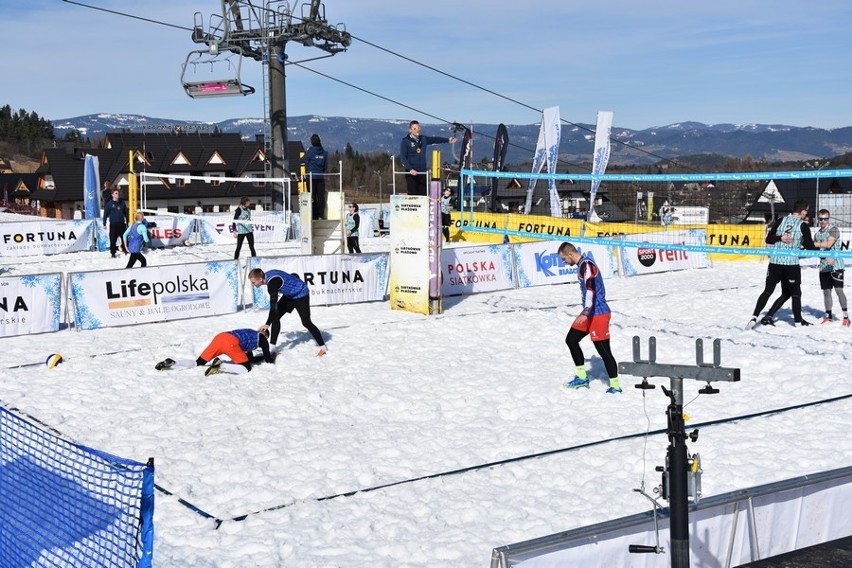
[389,195,431,315]
[195,212,289,245]
[451,211,509,244]
[83,155,100,221]
[509,214,585,243]
[589,110,614,220]
[248,253,388,307]
[525,106,561,214]
[0,273,62,337]
[585,220,666,238]
[69,260,240,330]
[620,229,709,276]
[670,205,709,225]
[490,123,509,212]
[705,223,775,262]
[96,215,195,250]
[441,245,514,296]
[0,220,94,257]
[515,241,613,288]
[146,215,194,247]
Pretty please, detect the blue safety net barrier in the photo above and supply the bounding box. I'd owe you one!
[0,406,154,567]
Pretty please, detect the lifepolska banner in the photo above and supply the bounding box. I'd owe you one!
[69,260,240,330]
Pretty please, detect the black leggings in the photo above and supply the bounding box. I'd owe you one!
[271,295,325,347]
[565,328,618,379]
[234,233,256,258]
[126,252,146,268]
[347,236,361,254]
[753,264,803,319]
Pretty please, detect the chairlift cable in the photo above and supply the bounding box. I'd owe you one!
[59,2,704,175]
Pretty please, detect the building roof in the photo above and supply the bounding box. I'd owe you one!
[32,132,305,203]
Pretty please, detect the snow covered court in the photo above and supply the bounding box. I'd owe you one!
[2,239,851,567]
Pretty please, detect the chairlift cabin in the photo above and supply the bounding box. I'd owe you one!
[181,48,256,98]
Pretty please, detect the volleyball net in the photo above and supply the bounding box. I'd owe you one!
[454,168,852,264]
[0,406,154,567]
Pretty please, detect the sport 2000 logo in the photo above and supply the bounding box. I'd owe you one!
[637,247,656,267]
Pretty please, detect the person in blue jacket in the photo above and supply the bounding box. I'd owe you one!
[302,134,328,220]
[123,212,151,268]
[248,268,327,356]
[399,120,456,196]
[102,188,128,257]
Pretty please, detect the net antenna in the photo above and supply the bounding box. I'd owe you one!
[184,1,351,211]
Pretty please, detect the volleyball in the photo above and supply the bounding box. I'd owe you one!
[45,353,64,368]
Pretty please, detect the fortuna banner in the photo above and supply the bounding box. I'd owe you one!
[0,273,62,337]
[588,111,614,222]
[0,220,94,257]
[248,253,389,308]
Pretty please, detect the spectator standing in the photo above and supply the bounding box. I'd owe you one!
[123,212,150,268]
[102,188,128,258]
[233,196,257,259]
[302,134,328,220]
[101,180,115,209]
[399,120,456,196]
[441,187,454,241]
[345,203,362,254]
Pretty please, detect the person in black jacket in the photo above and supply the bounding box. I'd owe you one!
[102,188,128,257]
[302,134,328,220]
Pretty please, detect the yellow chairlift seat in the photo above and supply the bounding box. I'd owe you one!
[181,49,256,98]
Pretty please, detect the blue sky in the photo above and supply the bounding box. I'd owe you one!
[5,1,852,130]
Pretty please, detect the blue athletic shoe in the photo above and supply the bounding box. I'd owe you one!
[564,376,590,389]
[606,386,623,394]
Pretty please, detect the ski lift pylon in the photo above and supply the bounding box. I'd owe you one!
[181,48,255,98]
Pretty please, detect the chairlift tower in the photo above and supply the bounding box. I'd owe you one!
[182,1,351,211]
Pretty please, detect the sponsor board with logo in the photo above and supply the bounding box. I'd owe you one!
[248,253,388,308]
[0,220,94,257]
[0,273,62,337]
[441,245,515,296]
[196,212,290,245]
[389,195,431,315]
[69,260,240,330]
[514,241,614,288]
[620,229,710,276]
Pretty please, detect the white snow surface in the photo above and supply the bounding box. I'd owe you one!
[1,238,850,567]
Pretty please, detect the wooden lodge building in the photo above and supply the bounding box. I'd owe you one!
[29,131,304,219]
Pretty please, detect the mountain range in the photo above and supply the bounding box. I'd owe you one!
[52,113,852,167]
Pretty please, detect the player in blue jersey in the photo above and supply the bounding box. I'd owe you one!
[249,268,327,356]
[154,328,275,376]
[747,201,817,328]
[558,242,621,394]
